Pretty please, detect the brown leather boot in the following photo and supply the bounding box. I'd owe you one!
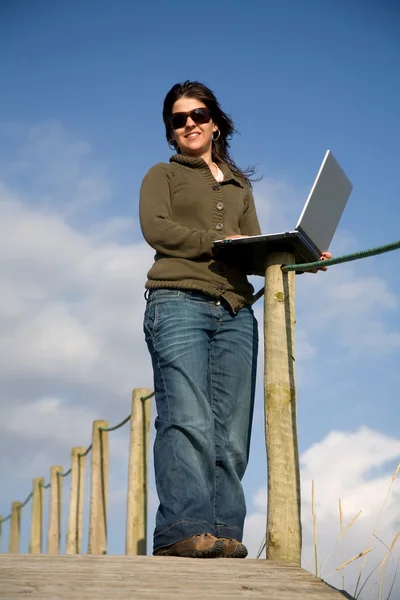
[154,533,224,558]
[219,538,248,558]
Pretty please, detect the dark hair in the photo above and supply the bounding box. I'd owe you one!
[162,80,257,187]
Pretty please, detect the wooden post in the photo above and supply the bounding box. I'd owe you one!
[66,447,87,554]
[264,252,301,564]
[126,388,152,555]
[29,478,44,554]
[9,502,22,553]
[88,421,109,555]
[47,466,63,554]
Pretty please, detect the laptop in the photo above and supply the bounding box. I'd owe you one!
[213,150,353,275]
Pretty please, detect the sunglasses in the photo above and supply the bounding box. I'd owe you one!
[170,107,212,130]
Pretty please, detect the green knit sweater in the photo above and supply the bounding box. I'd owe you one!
[139,153,261,313]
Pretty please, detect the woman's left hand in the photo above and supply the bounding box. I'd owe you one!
[305,251,332,274]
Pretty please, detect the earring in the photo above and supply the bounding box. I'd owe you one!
[212,129,221,141]
[168,140,176,151]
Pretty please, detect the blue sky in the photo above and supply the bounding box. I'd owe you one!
[0,1,399,597]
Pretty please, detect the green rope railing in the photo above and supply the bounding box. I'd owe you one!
[253,239,400,303]
[100,415,131,433]
[0,514,11,524]
[99,392,155,432]
[78,444,92,459]
[19,491,34,509]
[281,239,400,273]
[0,490,34,525]
[57,468,72,478]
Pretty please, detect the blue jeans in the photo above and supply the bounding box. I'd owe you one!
[143,289,258,552]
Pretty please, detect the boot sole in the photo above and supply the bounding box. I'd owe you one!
[220,544,248,559]
[155,540,224,558]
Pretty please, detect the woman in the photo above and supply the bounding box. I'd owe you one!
[139,81,329,559]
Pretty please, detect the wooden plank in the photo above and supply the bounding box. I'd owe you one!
[0,555,353,599]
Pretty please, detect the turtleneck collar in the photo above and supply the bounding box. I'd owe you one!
[170,153,244,188]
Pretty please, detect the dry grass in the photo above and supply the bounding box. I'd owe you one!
[325,548,374,580]
[312,480,318,576]
[353,460,400,599]
[340,499,345,591]
[376,532,400,600]
[318,503,362,579]
[311,459,400,600]
[378,533,400,576]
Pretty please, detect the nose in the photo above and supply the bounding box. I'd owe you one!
[185,116,196,128]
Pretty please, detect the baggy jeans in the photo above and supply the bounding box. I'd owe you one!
[143,289,258,552]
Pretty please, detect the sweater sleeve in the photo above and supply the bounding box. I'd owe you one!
[239,187,262,236]
[139,163,219,259]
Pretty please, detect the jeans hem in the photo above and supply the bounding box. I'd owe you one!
[153,519,215,552]
[215,524,243,541]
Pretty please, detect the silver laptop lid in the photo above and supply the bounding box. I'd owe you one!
[296,150,353,252]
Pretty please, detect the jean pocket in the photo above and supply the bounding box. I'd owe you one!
[143,301,158,340]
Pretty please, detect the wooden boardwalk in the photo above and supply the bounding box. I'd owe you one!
[0,555,354,599]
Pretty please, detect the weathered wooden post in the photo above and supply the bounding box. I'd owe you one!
[264,252,301,564]
[47,465,63,554]
[125,388,152,555]
[88,421,109,555]
[9,502,22,553]
[66,447,87,554]
[29,477,44,554]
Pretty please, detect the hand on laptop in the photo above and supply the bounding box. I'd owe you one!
[306,251,332,273]
[224,235,249,240]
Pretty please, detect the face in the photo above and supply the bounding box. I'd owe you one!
[170,96,218,158]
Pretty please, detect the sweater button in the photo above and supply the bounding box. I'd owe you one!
[212,184,220,191]
[216,202,224,211]
[215,223,223,231]
[216,284,225,292]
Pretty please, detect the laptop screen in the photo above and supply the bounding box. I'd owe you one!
[296,150,353,252]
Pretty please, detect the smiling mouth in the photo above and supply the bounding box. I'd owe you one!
[185,132,200,139]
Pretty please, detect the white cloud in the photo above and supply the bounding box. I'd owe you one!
[2,397,96,446]
[295,265,400,358]
[0,124,154,494]
[87,216,136,242]
[0,187,154,391]
[1,121,112,215]
[244,427,400,599]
